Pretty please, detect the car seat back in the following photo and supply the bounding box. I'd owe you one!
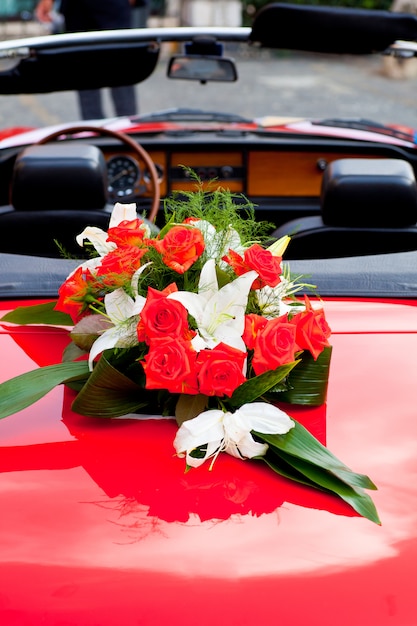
[272,158,417,259]
[0,142,111,257]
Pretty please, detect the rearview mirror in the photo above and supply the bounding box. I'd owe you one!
[167,55,237,83]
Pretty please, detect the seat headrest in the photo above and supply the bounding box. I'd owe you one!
[11,142,108,211]
[321,158,417,227]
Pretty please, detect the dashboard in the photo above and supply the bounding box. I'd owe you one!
[101,135,417,226]
[1,132,416,231]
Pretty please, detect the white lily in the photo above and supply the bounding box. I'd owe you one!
[267,235,291,257]
[88,263,151,369]
[168,258,257,352]
[174,402,295,468]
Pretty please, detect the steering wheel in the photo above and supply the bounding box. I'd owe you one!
[36,125,161,223]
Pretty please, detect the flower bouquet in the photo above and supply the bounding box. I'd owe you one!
[0,183,380,524]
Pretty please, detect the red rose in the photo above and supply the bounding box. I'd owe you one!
[244,244,282,288]
[196,342,247,398]
[290,296,331,360]
[223,244,281,289]
[149,225,205,273]
[107,218,148,247]
[55,266,100,322]
[252,317,298,375]
[96,246,148,287]
[243,314,268,350]
[142,338,198,394]
[137,287,192,343]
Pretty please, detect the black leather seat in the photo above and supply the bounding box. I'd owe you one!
[272,158,417,259]
[0,142,112,258]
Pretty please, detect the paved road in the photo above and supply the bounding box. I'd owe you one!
[1,49,417,130]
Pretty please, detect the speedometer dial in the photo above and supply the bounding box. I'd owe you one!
[107,155,140,200]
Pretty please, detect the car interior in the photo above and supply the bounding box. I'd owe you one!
[0,3,417,300]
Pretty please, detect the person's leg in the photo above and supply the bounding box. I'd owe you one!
[132,3,150,28]
[77,90,105,120]
[63,0,135,118]
[110,85,137,117]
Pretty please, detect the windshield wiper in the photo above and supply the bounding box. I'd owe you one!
[313,118,416,142]
[134,108,252,124]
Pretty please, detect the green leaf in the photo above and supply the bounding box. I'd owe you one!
[175,393,209,426]
[269,346,332,406]
[71,353,149,417]
[255,420,376,491]
[0,361,90,419]
[261,447,380,524]
[229,361,299,408]
[1,301,72,326]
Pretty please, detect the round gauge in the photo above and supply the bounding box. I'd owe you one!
[107,155,140,200]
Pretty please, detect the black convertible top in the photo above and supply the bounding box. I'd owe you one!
[1,251,416,300]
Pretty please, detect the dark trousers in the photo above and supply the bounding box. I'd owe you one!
[60,0,137,119]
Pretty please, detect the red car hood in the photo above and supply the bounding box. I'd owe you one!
[0,298,417,625]
[0,115,416,149]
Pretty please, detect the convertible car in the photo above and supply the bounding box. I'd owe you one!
[1,4,417,625]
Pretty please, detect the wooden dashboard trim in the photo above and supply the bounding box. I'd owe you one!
[247,151,372,197]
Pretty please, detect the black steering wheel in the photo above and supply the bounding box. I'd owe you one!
[37,125,161,223]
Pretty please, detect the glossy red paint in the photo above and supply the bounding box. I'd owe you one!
[0,298,417,625]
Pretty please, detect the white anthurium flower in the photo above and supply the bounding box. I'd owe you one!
[88,263,151,369]
[168,258,257,352]
[76,225,116,257]
[76,202,150,257]
[174,402,295,468]
[108,202,137,227]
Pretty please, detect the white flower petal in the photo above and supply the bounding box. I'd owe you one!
[236,402,295,435]
[105,288,135,325]
[174,409,225,468]
[88,326,121,370]
[174,403,294,470]
[130,262,152,300]
[226,432,269,459]
[88,317,139,370]
[220,225,244,256]
[76,226,116,256]
[167,291,204,326]
[210,326,246,354]
[109,202,137,227]
[200,268,257,338]
[198,259,219,302]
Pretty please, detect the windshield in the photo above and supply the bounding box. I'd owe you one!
[1,43,417,130]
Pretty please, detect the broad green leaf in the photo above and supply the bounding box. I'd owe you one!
[0,361,89,419]
[255,420,376,491]
[175,393,209,426]
[1,301,72,326]
[229,361,299,408]
[261,448,380,524]
[269,346,332,406]
[71,353,149,417]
